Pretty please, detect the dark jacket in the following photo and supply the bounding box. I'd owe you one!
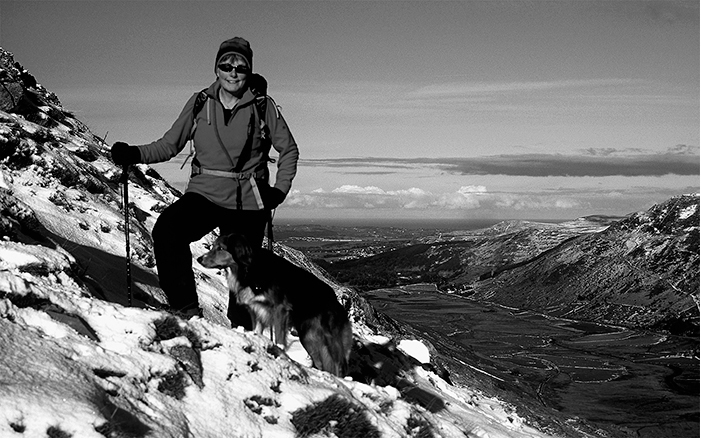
[136,81,298,210]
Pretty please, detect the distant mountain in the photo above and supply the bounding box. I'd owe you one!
[325,196,699,336]
[2,47,600,437]
[322,217,614,290]
[466,194,699,336]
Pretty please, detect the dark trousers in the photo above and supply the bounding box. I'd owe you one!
[152,192,268,329]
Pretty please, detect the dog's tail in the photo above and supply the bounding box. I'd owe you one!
[300,314,353,377]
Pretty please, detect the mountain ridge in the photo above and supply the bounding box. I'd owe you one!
[321,196,699,337]
[464,194,699,336]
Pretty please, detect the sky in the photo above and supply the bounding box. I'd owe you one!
[1,0,699,222]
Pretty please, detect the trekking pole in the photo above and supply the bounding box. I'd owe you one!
[121,164,133,306]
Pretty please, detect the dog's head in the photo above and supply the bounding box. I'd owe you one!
[197,234,254,271]
[197,234,260,304]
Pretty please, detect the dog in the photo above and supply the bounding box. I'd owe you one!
[197,234,353,376]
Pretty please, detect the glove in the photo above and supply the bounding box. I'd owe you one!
[262,186,286,210]
[110,142,141,166]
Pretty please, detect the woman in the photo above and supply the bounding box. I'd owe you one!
[111,37,299,326]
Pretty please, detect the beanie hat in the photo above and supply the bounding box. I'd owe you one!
[215,37,253,72]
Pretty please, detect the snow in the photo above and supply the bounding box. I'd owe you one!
[397,339,431,364]
[679,204,697,220]
[0,102,548,437]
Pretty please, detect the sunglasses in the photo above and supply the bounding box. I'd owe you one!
[217,63,250,74]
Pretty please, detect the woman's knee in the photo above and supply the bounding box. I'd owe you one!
[152,212,180,244]
[153,194,208,244]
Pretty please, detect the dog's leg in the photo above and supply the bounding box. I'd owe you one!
[298,312,353,377]
[336,319,353,375]
[272,305,289,348]
[250,309,264,335]
[298,317,345,376]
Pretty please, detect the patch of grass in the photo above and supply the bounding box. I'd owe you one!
[49,163,81,188]
[157,369,187,400]
[244,395,280,415]
[379,399,394,414]
[27,127,56,144]
[0,135,21,161]
[405,413,433,438]
[0,137,35,169]
[291,394,380,438]
[153,316,202,349]
[48,190,74,209]
[266,344,284,358]
[9,420,25,433]
[46,425,72,438]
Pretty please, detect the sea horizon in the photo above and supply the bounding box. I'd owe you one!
[272,216,568,231]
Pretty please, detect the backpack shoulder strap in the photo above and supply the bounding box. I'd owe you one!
[253,96,276,165]
[192,89,209,125]
[180,88,209,170]
[258,94,268,112]
[253,95,268,128]
[188,88,209,139]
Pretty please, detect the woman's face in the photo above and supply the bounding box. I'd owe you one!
[216,54,249,97]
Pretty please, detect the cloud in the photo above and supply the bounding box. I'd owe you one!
[288,186,458,210]
[582,145,699,157]
[332,185,386,195]
[436,186,487,209]
[405,79,640,99]
[302,151,700,177]
[443,153,700,177]
[284,184,701,220]
[580,147,647,156]
[667,144,699,155]
[285,183,588,214]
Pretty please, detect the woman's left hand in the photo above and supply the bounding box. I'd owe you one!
[263,187,286,210]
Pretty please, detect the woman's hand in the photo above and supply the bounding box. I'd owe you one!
[263,186,286,210]
[110,142,141,165]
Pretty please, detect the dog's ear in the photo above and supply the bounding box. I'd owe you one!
[227,234,254,267]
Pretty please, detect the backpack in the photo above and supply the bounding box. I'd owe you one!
[181,74,275,178]
[184,74,277,249]
[190,74,272,155]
